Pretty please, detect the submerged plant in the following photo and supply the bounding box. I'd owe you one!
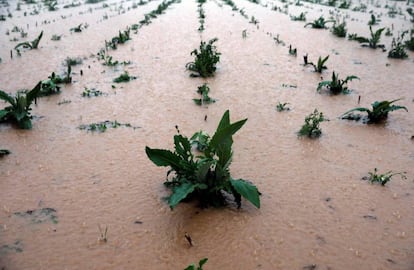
[39,65,72,96]
[298,109,327,138]
[310,55,329,73]
[145,110,260,209]
[14,31,43,54]
[388,31,408,59]
[304,16,335,28]
[82,87,104,97]
[341,99,408,123]
[404,29,414,51]
[184,258,208,270]
[105,28,131,49]
[363,168,407,186]
[350,26,385,49]
[186,38,221,78]
[317,72,359,94]
[113,71,137,83]
[0,149,11,157]
[331,21,347,37]
[79,120,139,132]
[276,102,290,111]
[288,45,297,56]
[193,84,215,106]
[0,82,41,129]
[290,12,306,21]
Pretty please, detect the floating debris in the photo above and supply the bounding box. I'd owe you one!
[14,208,58,224]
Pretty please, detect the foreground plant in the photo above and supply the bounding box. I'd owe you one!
[184,258,208,270]
[145,110,260,209]
[363,168,407,186]
[0,83,41,129]
[14,31,43,54]
[298,109,326,138]
[317,72,359,94]
[341,99,408,123]
[186,38,221,78]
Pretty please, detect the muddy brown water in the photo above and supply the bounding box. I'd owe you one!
[1,0,414,269]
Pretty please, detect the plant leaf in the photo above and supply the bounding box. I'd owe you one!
[196,160,213,182]
[230,179,260,208]
[198,258,208,269]
[0,90,15,106]
[145,147,181,168]
[0,109,9,120]
[168,182,198,209]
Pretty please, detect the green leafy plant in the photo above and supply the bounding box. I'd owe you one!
[350,26,385,49]
[304,16,335,28]
[298,109,327,138]
[310,55,329,73]
[193,84,215,106]
[388,31,408,59]
[105,28,131,50]
[113,71,137,83]
[145,110,260,209]
[341,99,408,123]
[363,168,407,186]
[186,38,221,78]
[38,66,72,96]
[317,72,359,94]
[14,31,43,54]
[276,102,290,111]
[0,82,41,129]
[184,258,208,270]
[331,21,347,37]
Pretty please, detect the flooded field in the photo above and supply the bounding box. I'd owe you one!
[1,0,413,269]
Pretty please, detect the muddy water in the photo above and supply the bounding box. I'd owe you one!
[1,0,413,269]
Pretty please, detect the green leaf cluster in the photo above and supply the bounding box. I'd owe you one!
[310,55,329,73]
[341,99,408,123]
[331,21,347,38]
[350,26,385,49]
[298,109,326,138]
[145,110,260,209]
[0,82,41,129]
[365,168,407,186]
[186,38,221,78]
[317,72,358,94]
